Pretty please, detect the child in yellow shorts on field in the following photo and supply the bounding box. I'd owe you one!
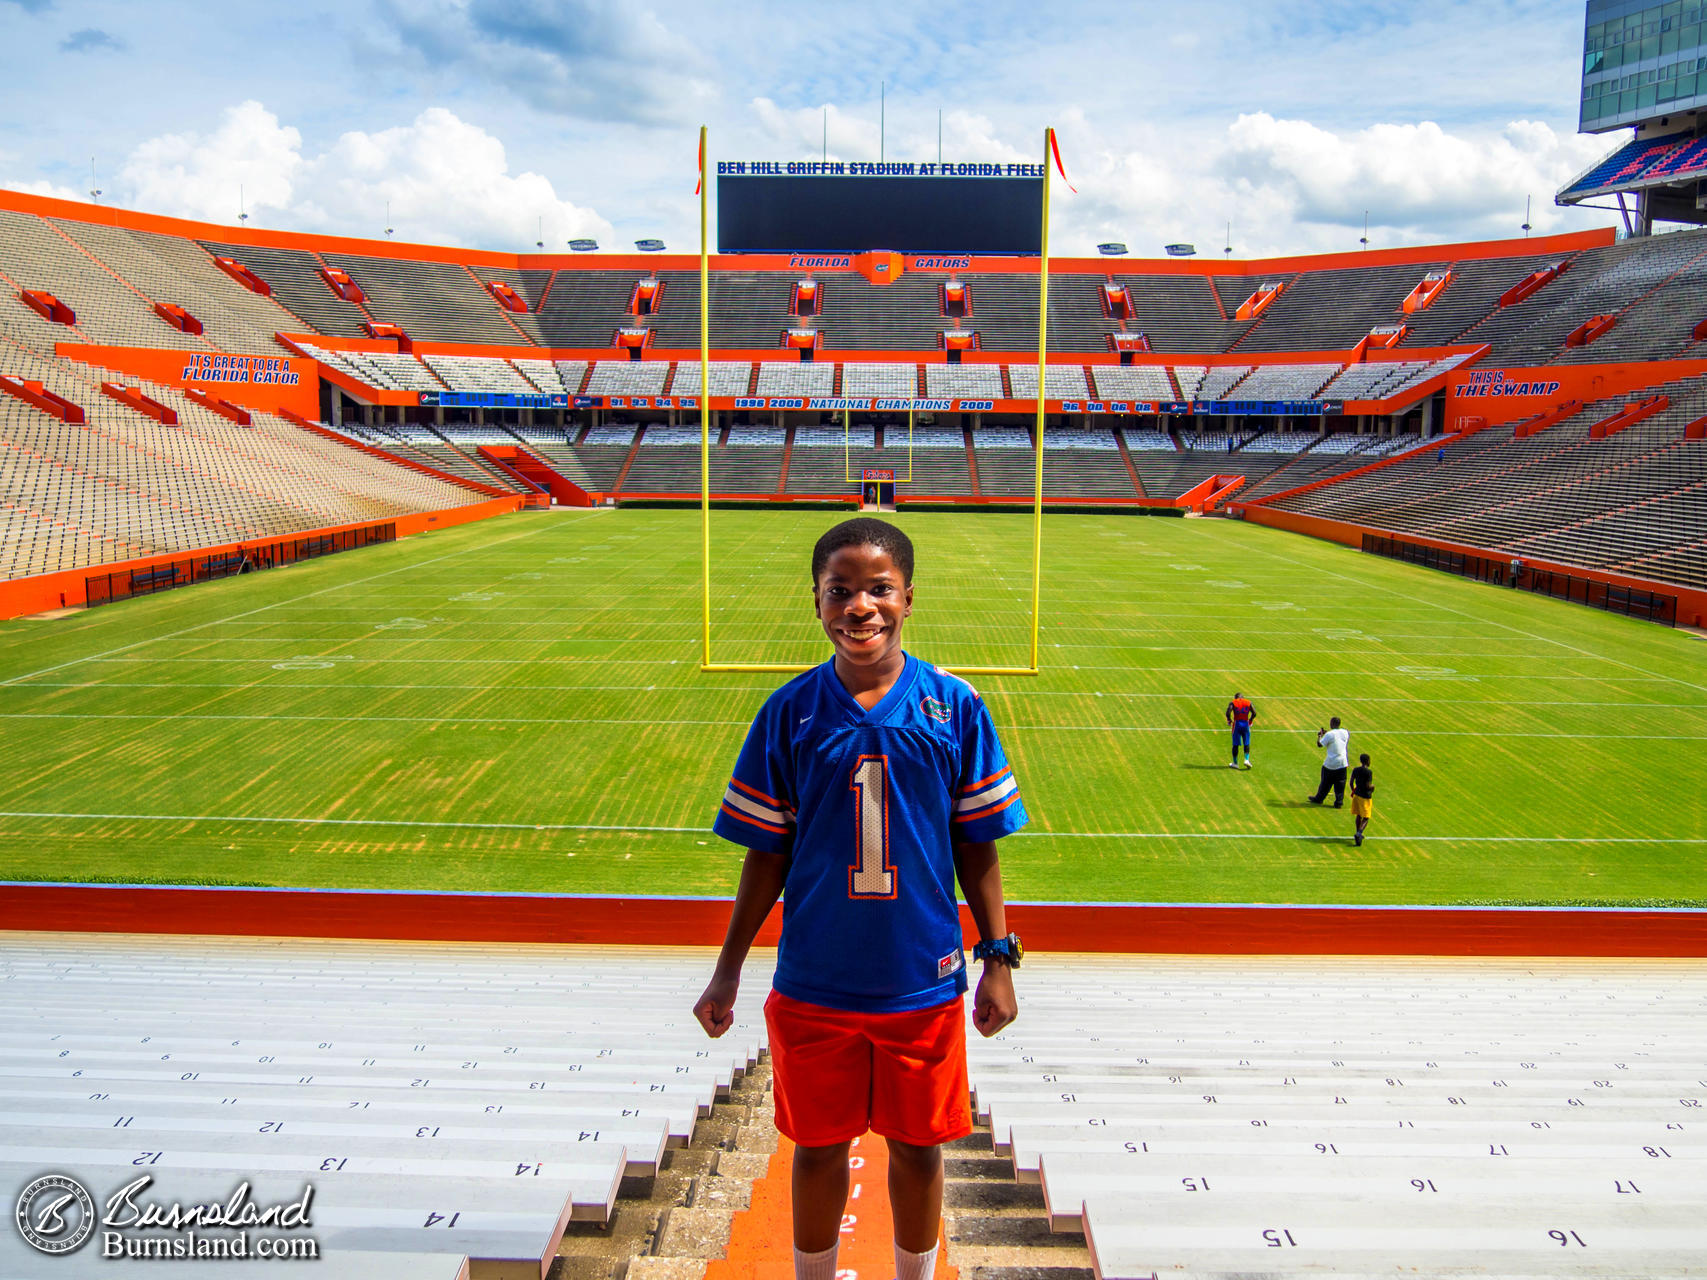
[1349,753,1374,846]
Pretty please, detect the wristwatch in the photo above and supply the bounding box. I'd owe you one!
[972,933,1024,967]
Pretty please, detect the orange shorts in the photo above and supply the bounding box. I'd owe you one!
[764,989,972,1148]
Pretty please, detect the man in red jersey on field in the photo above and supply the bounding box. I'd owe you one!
[1225,693,1256,770]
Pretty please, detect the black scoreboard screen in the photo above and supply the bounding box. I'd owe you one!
[717,170,1044,254]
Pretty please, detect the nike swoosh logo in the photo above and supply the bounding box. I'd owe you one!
[798,715,813,724]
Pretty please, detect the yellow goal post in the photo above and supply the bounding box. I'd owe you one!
[697,125,1057,678]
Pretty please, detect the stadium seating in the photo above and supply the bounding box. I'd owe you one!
[1236,263,1434,352]
[0,341,482,580]
[1228,364,1342,401]
[1089,365,1173,401]
[10,189,1707,593]
[0,210,215,351]
[198,240,372,338]
[753,362,835,396]
[0,933,763,1278]
[512,357,568,394]
[1196,366,1253,401]
[332,253,527,346]
[1318,361,1433,400]
[585,361,670,397]
[554,360,590,395]
[1260,382,1707,586]
[669,361,753,397]
[421,354,537,395]
[54,219,299,354]
[898,428,968,449]
[925,364,1004,398]
[1171,366,1207,400]
[1121,428,1174,451]
[1131,452,1243,499]
[1006,364,1090,401]
[1115,275,1233,352]
[967,952,1707,1279]
[841,363,920,396]
[1242,430,1320,453]
[1043,427,1119,450]
[342,351,445,393]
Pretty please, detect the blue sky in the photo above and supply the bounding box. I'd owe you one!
[0,0,1623,257]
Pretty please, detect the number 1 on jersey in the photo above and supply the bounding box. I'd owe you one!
[849,755,896,898]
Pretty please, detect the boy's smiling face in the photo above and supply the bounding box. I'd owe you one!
[813,543,912,675]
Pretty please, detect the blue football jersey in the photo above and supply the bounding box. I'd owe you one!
[714,652,1027,1013]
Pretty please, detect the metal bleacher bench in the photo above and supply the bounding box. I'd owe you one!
[128,564,179,591]
[966,953,1707,1279]
[0,935,768,1280]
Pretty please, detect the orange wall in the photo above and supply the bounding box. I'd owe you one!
[2,884,1703,956]
[0,495,522,621]
[1445,358,1707,427]
[58,344,321,418]
[1238,503,1707,628]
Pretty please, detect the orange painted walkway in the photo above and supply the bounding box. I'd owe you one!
[707,1135,955,1280]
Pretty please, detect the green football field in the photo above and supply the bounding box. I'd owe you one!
[1,507,1703,907]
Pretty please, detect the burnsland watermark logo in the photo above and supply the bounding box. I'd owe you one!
[16,1174,96,1254]
[14,1173,319,1262]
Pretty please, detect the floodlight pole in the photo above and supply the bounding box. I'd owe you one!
[699,124,713,668]
[1030,128,1053,673]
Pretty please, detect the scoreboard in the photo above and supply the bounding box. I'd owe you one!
[717,164,1045,254]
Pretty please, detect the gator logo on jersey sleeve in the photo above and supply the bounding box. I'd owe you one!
[920,696,953,724]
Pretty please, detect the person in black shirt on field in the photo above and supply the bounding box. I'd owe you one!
[1349,753,1374,846]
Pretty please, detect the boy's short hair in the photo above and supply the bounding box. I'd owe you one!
[1359,753,1371,765]
[812,517,915,584]
[1330,716,1342,728]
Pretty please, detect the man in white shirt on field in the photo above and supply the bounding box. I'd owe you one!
[1308,717,1351,809]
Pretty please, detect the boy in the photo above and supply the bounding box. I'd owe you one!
[1349,753,1375,845]
[1225,692,1256,769]
[694,517,1027,1280]
[1308,716,1350,807]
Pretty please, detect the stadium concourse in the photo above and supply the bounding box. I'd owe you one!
[3,180,1707,1280]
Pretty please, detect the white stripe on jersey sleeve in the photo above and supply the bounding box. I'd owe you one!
[956,771,1017,813]
[724,785,795,827]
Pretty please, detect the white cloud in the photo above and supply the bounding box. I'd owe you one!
[749,97,1031,170]
[751,98,879,162]
[109,102,609,251]
[292,109,609,249]
[119,100,301,224]
[370,0,714,125]
[1047,113,1616,259]
[1216,113,1609,235]
[2,177,84,202]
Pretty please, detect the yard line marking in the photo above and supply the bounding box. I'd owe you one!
[57,657,1681,680]
[0,712,1699,740]
[0,512,599,688]
[13,682,1702,711]
[0,811,1703,846]
[101,635,1583,658]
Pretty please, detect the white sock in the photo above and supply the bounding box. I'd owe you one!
[895,1242,939,1280]
[794,1243,839,1280]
